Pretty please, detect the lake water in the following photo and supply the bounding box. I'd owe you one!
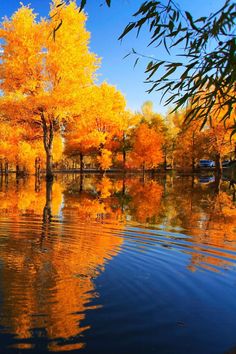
[0,173,235,354]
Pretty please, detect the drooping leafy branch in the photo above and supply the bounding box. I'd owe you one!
[57,0,235,129]
[119,0,235,128]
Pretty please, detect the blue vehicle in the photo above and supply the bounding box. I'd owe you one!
[199,160,215,168]
[199,176,215,184]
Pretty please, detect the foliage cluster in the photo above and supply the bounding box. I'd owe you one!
[58,0,235,129]
[0,1,235,177]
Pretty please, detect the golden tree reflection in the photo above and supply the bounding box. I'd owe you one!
[160,175,236,272]
[0,176,123,351]
[127,178,163,224]
[0,174,235,350]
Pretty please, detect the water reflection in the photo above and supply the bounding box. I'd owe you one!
[0,173,235,352]
[0,176,123,351]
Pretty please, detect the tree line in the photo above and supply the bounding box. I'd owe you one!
[0,1,235,179]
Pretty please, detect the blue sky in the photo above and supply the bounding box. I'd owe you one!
[0,0,223,114]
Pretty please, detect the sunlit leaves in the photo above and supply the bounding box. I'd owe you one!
[119,0,235,127]
[0,1,100,174]
[130,122,164,169]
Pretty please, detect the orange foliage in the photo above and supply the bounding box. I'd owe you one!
[129,123,164,169]
[64,83,127,170]
[0,2,99,174]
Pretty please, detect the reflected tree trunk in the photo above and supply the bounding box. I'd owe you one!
[122,175,126,196]
[142,162,145,176]
[35,175,41,192]
[35,157,41,177]
[121,175,126,214]
[4,173,8,189]
[79,173,84,192]
[43,180,53,223]
[41,180,53,249]
[163,173,167,195]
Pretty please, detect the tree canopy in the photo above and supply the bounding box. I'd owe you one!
[59,0,235,130]
[0,1,99,179]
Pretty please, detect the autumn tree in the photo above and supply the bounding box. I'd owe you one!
[116,110,140,169]
[172,109,208,172]
[130,122,164,172]
[58,0,235,130]
[0,121,20,174]
[161,111,182,169]
[175,125,208,172]
[64,82,126,172]
[140,101,168,167]
[120,1,235,127]
[0,1,99,179]
[203,110,236,173]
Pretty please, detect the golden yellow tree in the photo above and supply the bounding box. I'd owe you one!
[129,123,164,171]
[64,82,126,171]
[0,2,99,179]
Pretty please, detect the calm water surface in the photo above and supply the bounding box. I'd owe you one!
[0,174,235,354]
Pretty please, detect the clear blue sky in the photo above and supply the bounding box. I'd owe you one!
[0,0,223,114]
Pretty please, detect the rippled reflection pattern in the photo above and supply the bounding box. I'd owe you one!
[0,173,235,353]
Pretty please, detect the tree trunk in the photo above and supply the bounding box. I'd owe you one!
[4,173,8,188]
[23,166,27,176]
[123,149,126,170]
[16,164,20,178]
[215,153,222,176]
[122,132,127,170]
[142,162,145,183]
[163,151,167,171]
[4,159,8,175]
[191,157,195,173]
[42,114,54,181]
[80,152,84,173]
[142,162,145,174]
[46,148,53,181]
[38,158,41,176]
[171,142,175,169]
[35,157,39,176]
